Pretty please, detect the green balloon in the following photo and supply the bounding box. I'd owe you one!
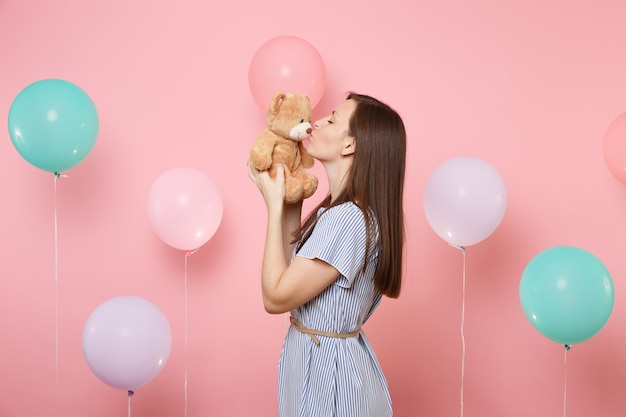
[8,79,99,173]
[519,246,614,345]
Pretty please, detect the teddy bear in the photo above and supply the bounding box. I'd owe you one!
[249,92,319,204]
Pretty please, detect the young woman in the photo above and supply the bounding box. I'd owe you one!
[248,92,406,417]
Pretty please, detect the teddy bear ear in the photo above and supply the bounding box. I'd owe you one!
[270,92,286,114]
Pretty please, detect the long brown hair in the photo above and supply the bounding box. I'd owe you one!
[295,92,406,298]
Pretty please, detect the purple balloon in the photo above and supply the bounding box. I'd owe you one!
[82,296,172,390]
[423,156,507,247]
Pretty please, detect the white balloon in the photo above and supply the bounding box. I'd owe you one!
[423,156,507,247]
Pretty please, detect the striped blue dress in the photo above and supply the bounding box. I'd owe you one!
[278,202,392,417]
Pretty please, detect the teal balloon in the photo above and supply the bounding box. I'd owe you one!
[8,79,99,173]
[519,246,614,345]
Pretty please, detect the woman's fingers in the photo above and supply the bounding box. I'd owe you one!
[248,162,287,206]
[275,163,284,179]
[247,160,263,184]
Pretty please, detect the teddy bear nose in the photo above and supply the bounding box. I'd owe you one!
[306,127,312,134]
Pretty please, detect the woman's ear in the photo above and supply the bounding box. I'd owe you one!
[341,136,356,156]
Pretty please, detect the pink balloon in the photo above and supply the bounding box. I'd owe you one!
[249,36,326,110]
[148,167,223,251]
[82,296,172,391]
[603,111,626,185]
[423,157,507,247]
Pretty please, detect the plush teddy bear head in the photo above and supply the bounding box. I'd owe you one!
[249,92,319,204]
[266,92,313,140]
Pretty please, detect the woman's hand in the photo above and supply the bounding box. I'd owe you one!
[247,161,286,212]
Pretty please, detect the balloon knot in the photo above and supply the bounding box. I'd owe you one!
[128,390,134,397]
[186,248,199,257]
[54,172,61,178]
[564,344,571,351]
[447,243,466,252]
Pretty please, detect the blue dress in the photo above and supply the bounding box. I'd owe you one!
[278,202,392,417]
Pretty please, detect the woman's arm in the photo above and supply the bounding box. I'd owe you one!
[282,201,302,261]
[248,163,338,314]
[262,256,339,314]
[261,201,339,314]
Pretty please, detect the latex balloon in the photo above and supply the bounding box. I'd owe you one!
[148,167,223,251]
[249,36,326,110]
[603,111,626,185]
[8,79,99,173]
[82,296,172,390]
[423,156,507,247]
[519,246,614,345]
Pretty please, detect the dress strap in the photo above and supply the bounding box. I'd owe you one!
[289,316,361,346]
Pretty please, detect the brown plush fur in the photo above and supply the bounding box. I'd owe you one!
[250,92,318,204]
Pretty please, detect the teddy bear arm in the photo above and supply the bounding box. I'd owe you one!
[298,142,315,168]
[250,133,277,171]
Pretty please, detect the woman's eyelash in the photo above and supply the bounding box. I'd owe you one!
[328,119,334,124]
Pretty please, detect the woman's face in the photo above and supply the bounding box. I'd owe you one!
[306,99,357,162]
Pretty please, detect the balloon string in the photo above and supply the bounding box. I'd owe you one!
[53,174,60,410]
[184,251,192,417]
[449,243,467,417]
[459,246,466,417]
[128,390,134,417]
[53,173,67,417]
[563,345,570,417]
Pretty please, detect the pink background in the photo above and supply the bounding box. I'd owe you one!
[2,0,626,416]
